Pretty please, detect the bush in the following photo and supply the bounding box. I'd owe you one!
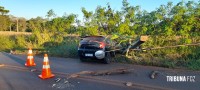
[187,58,200,70]
[45,36,79,57]
[15,35,27,49]
[0,36,15,51]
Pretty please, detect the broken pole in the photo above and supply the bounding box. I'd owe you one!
[123,36,148,56]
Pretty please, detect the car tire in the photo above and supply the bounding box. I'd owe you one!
[103,52,111,64]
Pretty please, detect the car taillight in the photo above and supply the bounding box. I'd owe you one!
[99,42,105,48]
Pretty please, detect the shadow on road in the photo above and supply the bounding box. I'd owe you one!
[2,52,26,66]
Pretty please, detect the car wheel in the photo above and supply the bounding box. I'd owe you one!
[103,52,111,64]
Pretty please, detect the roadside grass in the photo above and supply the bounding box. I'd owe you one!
[118,46,200,70]
[187,58,200,70]
[45,36,79,58]
[0,31,31,36]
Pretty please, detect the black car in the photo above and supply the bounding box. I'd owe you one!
[78,36,118,64]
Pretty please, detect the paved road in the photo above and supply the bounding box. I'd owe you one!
[0,52,199,90]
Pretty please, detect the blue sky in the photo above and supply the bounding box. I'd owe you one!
[0,0,198,20]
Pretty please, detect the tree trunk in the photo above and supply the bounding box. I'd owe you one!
[16,19,18,32]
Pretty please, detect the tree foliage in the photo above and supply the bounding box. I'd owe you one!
[0,1,199,36]
[0,15,10,31]
[0,6,9,15]
[0,5,10,31]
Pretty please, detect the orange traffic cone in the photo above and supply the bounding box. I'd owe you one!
[38,54,55,79]
[25,48,36,66]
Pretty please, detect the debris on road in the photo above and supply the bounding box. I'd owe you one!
[0,64,5,67]
[125,82,133,86]
[92,68,131,76]
[69,74,80,78]
[64,80,69,84]
[68,68,131,79]
[30,69,37,72]
[150,71,159,79]
[52,84,56,87]
[55,78,61,82]
[52,78,75,89]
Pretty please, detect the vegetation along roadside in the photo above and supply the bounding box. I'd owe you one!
[0,0,199,70]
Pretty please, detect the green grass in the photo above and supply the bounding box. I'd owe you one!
[187,58,200,70]
[45,38,79,58]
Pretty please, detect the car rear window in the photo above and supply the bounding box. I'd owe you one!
[82,36,105,42]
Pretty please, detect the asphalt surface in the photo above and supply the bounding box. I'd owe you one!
[0,52,199,90]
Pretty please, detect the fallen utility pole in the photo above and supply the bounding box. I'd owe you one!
[123,36,148,56]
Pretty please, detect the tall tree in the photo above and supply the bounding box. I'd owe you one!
[46,14,76,33]
[26,17,47,32]
[0,5,10,31]
[46,9,56,20]
[81,7,93,24]
[0,15,10,31]
[0,6,9,15]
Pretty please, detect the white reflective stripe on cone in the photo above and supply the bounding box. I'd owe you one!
[28,50,33,54]
[43,57,49,62]
[43,65,50,69]
[28,56,33,59]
